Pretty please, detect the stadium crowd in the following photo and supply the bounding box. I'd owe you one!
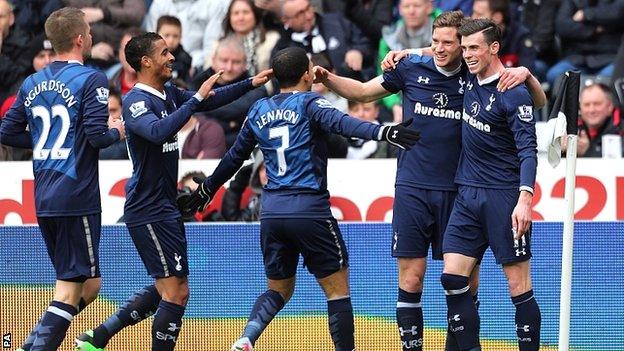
[0,0,623,221]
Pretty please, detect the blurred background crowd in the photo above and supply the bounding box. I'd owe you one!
[0,0,623,220]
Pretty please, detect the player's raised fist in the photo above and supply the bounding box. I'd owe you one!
[380,119,421,150]
[252,69,274,87]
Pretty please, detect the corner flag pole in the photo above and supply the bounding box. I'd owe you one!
[556,71,580,351]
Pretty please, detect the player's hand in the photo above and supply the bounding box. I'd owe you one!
[381,49,410,71]
[345,50,363,71]
[577,130,590,156]
[197,70,223,99]
[252,69,274,87]
[81,7,105,23]
[109,119,126,140]
[178,177,214,214]
[380,119,420,150]
[313,66,330,84]
[497,66,530,92]
[90,42,115,61]
[511,191,533,239]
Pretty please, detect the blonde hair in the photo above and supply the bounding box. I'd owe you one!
[44,7,88,54]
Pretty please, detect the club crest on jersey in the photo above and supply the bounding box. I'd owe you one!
[466,81,474,91]
[129,101,148,118]
[469,101,480,117]
[517,105,533,122]
[458,77,466,94]
[315,98,334,109]
[417,76,430,84]
[485,94,496,111]
[95,87,109,105]
[432,93,448,108]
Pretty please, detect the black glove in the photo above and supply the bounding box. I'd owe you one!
[177,177,213,215]
[380,119,420,150]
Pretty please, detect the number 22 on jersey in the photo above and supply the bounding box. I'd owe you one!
[31,104,72,160]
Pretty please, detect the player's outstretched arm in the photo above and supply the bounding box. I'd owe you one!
[314,66,390,103]
[191,69,273,112]
[83,74,125,148]
[179,119,257,214]
[380,47,431,71]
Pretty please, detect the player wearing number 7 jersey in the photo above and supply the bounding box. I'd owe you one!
[0,8,124,351]
[179,47,420,351]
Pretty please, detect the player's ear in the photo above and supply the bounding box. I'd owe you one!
[141,55,151,69]
[489,41,500,55]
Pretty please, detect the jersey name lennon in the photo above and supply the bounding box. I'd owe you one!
[255,109,300,129]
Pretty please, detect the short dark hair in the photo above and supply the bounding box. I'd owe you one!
[108,86,122,103]
[124,32,163,73]
[271,47,310,88]
[432,10,466,39]
[458,18,501,45]
[157,15,182,32]
[477,0,510,25]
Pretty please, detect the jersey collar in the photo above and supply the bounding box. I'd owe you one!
[135,83,167,100]
[477,72,500,86]
[435,63,462,77]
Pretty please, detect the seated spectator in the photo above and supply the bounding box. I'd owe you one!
[144,0,231,68]
[378,0,439,117]
[100,88,128,159]
[192,37,269,147]
[346,100,396,158]
[434,0,473,15]
[107,27,144,95]
[0,0,32,104]
[208,0,280,76]
[311,54,349,112]
[221,151,267,222]
[272,0,375,81]
[323,0,394,45]
[13,0,63,37]
[28,35,55,74]
[547,0,624,86]
[181,114,227,159]
[471,0,535,71]
[156,15,192,83]
[569,83,623,157]
[63,0,146,69]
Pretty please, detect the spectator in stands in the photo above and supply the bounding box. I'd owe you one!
[311,53,349,112]
[378,0,439,121]
[574,83,624,157]
[100,88,128,159]
[471,0,535,71]
[547,0,624,86]
[346,100,396,158]
[192,37,269,147]
[108,27,144,95]
[156,15,191,83]
[0,0,32,104]
[520,0,561,83]
[28,35,55,74]
[323,0,394,45]
[435,0,473,15]
[12,0,63,37]
[212,0,280,76]
[181,115,227,159]
[273,0,375,81]
[144,0,231,68]
[221,151,267,222]
[63,0,146,68]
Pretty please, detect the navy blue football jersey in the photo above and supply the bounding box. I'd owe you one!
[455,73,537,191]
[205,91,383,218]
[0,61,118,216]
[122,80,253,226]
[381,54,467,191]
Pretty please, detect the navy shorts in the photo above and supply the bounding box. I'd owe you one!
[38,214,101,281]
[127,218,189,278]
[261,218,349,280]
[392,186,457,260]
[443,186,532,265]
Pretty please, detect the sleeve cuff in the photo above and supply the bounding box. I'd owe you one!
[376,126,386,141]
[192,92,204,102]
[519,185,534,194]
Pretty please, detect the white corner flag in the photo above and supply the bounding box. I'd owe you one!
[544,71,581,351]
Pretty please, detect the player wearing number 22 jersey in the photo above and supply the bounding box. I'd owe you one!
[0,61,119,279]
